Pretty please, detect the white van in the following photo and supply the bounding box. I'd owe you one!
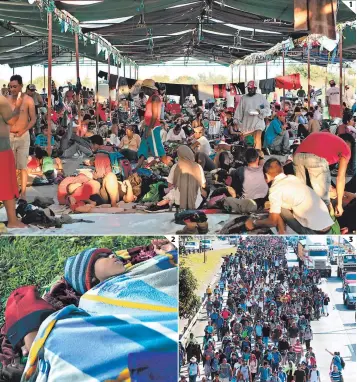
[184,241,200,253]
[200,239,213,251]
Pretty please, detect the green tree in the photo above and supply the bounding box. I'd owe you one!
[179,265,201,318]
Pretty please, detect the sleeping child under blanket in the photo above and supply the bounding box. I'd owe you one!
[3,241,178,382]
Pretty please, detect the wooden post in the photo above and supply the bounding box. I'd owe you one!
[46,11,52,156]
[307,46,311,109]
[74,32,81,131]
[339,37,343,117]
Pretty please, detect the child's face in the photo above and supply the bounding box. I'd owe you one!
[94,254,125,282]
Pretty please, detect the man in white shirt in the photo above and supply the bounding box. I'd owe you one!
[326,79,341,118]
[191,126,211,156]
[166,124,186,142]
[343,85,355,109]
[245,158,333,234]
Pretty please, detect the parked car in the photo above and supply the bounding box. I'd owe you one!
[343,272,356,288]
[343,284,356,309]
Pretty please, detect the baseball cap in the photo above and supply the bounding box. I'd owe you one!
[247,80,257,89]
[27,84,36,91]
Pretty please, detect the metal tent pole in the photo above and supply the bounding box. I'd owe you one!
[231,65,234,83]
[123,60,126,78]
[253,63,256,81]
[307,46,311,109]
[30,65,33,83]
[46,11,53,156]
[238,65,241,82]
[282,51,286,107]
[108,56,111,119]
[245,64,247,82]
[265,59,268,99]
[43,65,45,89]
[130,62,132,79]
[339,37,343,117]
[75,32,81,131]
[95,58,99,127]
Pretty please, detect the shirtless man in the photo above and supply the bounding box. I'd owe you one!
[7,75,36,200]
[0,94,26,228]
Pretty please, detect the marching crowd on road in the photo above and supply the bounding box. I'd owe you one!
[180,237,346,382]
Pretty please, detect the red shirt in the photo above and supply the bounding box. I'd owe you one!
[295,132,351,165]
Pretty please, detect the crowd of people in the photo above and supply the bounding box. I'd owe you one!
[0,74,355,234]
[180,237,345,382]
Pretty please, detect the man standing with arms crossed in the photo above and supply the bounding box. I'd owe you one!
[137,79,171,168]
[0,93,26,228]
[7,75,36,200]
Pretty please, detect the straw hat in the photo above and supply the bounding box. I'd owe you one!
[141,79,158,90]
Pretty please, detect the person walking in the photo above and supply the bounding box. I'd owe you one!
[188,357,200,382]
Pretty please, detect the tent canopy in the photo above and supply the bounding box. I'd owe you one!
[0,0,355,67]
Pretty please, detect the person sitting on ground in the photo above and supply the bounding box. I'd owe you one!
[245,158,334,234]
[191,126,211,156]
[89,134,115,153]
[28,147,63,182]
[263,111,290,154]
[59,120,92,158]
[195,152,217,172]
[306,112,320,134]
[337,110,356,138]
[293,132,353,216]
[153,146,207,231]
[118,124,141,161]
[225,148,268,214]
[166,124,186,143]
[191,112,204,129]
[34,125,55,149]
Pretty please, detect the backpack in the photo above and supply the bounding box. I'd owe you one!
[309,369,320,379]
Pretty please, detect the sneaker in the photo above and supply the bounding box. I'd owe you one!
[145,204,170,213]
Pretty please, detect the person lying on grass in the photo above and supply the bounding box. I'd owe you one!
[3,240,177,382]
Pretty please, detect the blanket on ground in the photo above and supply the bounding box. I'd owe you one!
[22,251,178,382]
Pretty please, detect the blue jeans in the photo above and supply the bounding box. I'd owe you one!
[293,153,330,206]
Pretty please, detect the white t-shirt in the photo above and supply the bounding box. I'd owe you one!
[167,163,206,208]
[269,173,333,231]
[160,129,168,143]
[309,369,319,382]
[326,86,340,105]
[167,128,186,142]
[197,136,211,156]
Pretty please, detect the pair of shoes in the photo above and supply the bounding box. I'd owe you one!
[145,204,170,213]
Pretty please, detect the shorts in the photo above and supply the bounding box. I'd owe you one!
[138,126,165,159]
[329,104,342,118]
[0,149,19,200]
[10,132,30,170]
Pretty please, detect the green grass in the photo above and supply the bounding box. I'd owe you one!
[0,236,162,325]
[180,247,234,293]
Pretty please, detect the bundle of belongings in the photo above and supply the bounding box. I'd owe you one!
[0,244,178,382]
[15,198,93,228]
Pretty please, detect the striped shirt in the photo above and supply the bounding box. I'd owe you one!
[330,371,342,381]
[293,343,303,354]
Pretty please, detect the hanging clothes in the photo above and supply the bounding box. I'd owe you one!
[236,82,246,95]
[165,84,199,105]
[98,71,108,80]
[294,0,337,40]
[259,78,276,95]
[213,84,227,99]
[118,77,137,98]
[275,74,301,90]
[109,74,118,90]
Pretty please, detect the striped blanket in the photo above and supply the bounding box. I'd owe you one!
[21,251,178,382]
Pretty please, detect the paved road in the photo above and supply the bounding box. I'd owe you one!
[179,240,235,336]
[179,261,356,382]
